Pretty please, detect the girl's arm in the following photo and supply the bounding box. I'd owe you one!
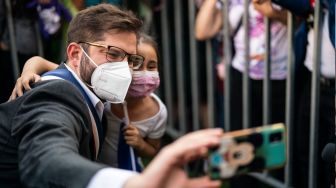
[124,125,161,157]
[21,56,58,77]
[9,56,58,100]
[140,137,161,157]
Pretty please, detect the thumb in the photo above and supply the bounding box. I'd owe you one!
[33,74,41,82]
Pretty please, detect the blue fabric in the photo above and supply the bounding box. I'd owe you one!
[27,0,72,39]
[117,122,142,172]
[42,68,105,155]
[294,21,309,69]
[325,0,335,47]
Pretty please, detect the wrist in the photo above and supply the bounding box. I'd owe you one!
[156,145,180,166]
[135,138,146,151]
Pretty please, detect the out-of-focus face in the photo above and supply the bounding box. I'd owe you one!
[125,41,160,98]
[135,42,158,72]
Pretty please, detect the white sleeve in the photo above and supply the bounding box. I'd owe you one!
[228,5,244,32]
[147,94,167,139]
[87,168,138,188]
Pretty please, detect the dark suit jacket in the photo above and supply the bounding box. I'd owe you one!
[0,79,107,188]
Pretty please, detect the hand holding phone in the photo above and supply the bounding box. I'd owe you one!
[207,123,286,179]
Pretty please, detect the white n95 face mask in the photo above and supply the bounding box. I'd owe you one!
[81,47,132,103]
[91,62,132,103]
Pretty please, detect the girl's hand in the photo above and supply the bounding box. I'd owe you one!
[123,125,145,150]
[252,0,274,17]
[252,0,288,24]
[8,73,41,101]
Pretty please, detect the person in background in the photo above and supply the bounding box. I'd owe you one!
[272,0,335,187]
[194,0,226,128]
[195,0,288,130]
[0,0,74,103]
[195,0,289,187]
[10,33,167,173]
[27,0,73,63]
[0,0,40,103]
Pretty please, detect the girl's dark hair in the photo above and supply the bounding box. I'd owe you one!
[138,33,159,60]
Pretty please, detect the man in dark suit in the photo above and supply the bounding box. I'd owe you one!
[0,3,223,188]
[0,3,143,187]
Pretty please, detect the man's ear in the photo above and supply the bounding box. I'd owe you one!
[67,42,82,68]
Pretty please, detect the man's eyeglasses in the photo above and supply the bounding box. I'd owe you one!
[78,41,144,70]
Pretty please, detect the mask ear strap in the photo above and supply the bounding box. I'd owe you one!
[78,46,96,89]
[80,45,98,68]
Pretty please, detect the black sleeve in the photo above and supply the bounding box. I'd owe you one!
[272,0,311,16]
[13,80,107,188]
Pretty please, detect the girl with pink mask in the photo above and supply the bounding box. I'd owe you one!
[9,33,167,172]
[100,33,167,171]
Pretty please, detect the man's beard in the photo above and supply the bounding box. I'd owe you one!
[79,54,95,85]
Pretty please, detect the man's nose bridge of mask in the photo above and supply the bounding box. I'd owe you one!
[134,66,146,72]
[121,55,135,69]
[134,60,150,71]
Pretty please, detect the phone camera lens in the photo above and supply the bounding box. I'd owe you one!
[269,132,282,143]
[233,151,242,159]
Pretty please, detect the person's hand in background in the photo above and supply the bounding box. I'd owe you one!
[252,0,274,17]
[252,0,288,24]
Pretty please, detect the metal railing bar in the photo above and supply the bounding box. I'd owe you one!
[206,40,215,128]
[188,0,200,131]
[223,0,232,131]
[173,0,187,134]
[308,1,322,187]
[285,12,295,187]
[160,1,175,134]
[243,0,251,129]
[263,17,271,125]
[4,0,20,80]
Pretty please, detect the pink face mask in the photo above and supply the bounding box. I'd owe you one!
[128,71,160,97]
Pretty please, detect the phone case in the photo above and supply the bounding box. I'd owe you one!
[207,123,286,179]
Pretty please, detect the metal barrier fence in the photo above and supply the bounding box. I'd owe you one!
[3,1,334,187]
[156,1,334,188]
[3,0,44,82]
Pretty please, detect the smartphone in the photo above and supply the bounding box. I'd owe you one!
[207,123,286,179]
